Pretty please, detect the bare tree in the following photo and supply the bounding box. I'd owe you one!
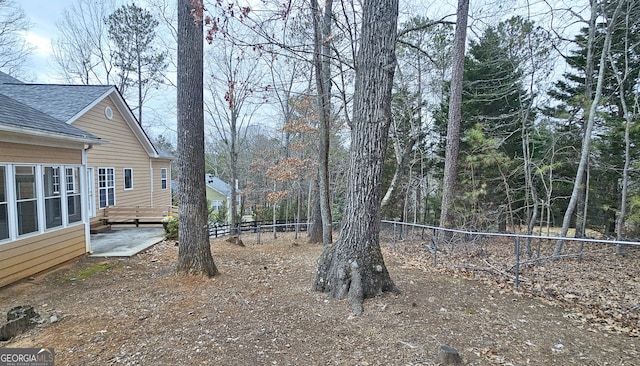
[0,0,33,75]
[554,0,624,256]
[51,0,115,85]
[205,39,263,239]
[609,0,640,253]
[176,0,218,276]
[314,0,399,315]
[311,0,334,246]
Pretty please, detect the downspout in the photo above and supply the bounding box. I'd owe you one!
[83,144,93,253]
[149,158,154,207]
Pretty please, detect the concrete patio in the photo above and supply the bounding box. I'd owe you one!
[89,225,166,257]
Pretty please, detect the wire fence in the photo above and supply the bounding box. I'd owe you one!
[379,220,640,290]
[208,218,640,292]
[210,219,639,333]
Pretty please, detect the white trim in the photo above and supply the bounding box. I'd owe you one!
[0,123,104,147]
[86,167,95,218]
[106,93,158,157]
[6,165,16,240]
[63,87,158,158]
[65,88,115,125]
[14,165,40,237]
[43,166,64,231]
[104,106,113,120]
[149,160,153,206]
[160,168,168,190]
[82,150,91,253]
[123,167,134,190]
[97,167,116,209]
[0,159,90,251]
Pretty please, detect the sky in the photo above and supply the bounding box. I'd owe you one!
[12,0,586,142]
[15,0,180,139]
[18,0,72,82]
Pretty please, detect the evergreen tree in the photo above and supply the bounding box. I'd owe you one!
[546,1,640,233]
[106,3,168,124]
[436,16,549,229]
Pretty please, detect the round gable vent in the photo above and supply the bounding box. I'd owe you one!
[105,106,113,120]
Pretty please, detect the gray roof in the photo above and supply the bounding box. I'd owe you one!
[206,175,232,196]
[0,93,100,140]
[0,83,113,122]
[0,71,23,84]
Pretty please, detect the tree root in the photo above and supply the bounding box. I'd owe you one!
[348,261,364,315]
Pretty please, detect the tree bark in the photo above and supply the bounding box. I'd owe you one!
[381,128,417,210]
[230,110,239,237]
[176,0,218,276]
[574,0,598,239]
[308,178,323,243]
[311,0,334,246]
[439,0,469,232]
[314,0,399,315]
[554,0,623,256]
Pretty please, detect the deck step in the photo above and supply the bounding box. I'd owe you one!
[90,224,112,234]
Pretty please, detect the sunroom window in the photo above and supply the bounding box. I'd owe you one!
[15,166,38,235]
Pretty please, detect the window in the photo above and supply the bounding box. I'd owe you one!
[0,164,85,243]
[15,166,38,235]
[0,166,8,240]
[98,168,115,209]
[161,168,167,190]
[66,167,82,223]
[211,200,223,211]
[123,168,133,190]
[66,168,76,193]
[43,167,62,229]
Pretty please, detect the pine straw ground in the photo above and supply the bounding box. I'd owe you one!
[0,231,638,365]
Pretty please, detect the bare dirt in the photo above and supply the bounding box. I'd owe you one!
[1,232,638,365]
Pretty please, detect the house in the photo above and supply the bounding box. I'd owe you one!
[0,71,172,287]
[205,174,240,223]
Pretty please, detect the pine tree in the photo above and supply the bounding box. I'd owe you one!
[106,3,168,124]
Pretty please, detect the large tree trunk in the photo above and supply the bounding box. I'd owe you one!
[176,0,218,276]
[554,0,623,256]
[439,0,469,231]
[314,0,399,315]
[311,0,333,246]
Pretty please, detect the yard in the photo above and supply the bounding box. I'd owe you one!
[0,232,638,365]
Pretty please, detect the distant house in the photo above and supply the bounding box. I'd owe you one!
[205,174,240,223]
[0,71,172,287]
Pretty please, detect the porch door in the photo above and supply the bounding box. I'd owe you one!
[86,167,96,218]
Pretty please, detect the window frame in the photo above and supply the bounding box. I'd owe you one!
[14,165,39,236]
[123,168,133,190]
[43,166,63,230]
[66,167,82,223]
[160,168,167,190]
[98,167,116,209]
[0,164,85,245]
[0,166,9,241]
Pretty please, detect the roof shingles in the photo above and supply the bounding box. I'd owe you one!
[0,84,113,122]
[0,93,99,139]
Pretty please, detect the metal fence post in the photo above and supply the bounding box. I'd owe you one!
[515,236,520,290]
[393,221,397,252]
[433,229,439,266]
[257,225,261,245]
